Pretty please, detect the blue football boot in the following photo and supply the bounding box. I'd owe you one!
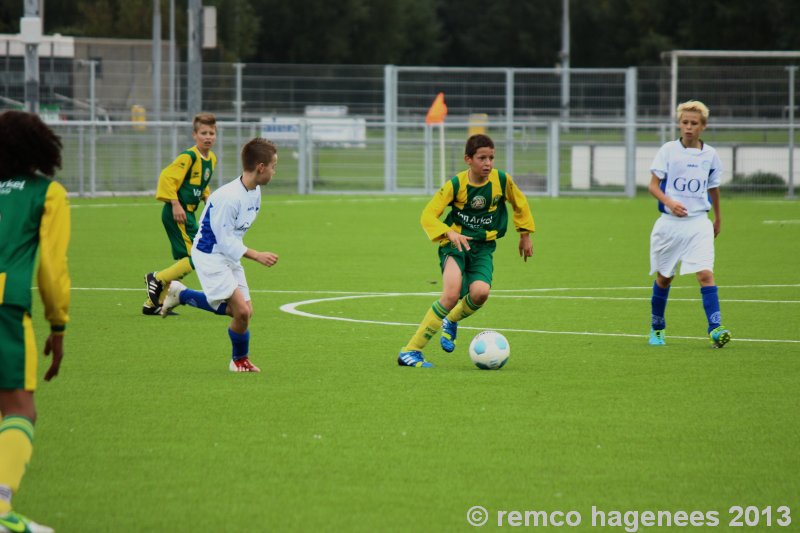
[440,317,458,353]
[648,328,665,346]
[397,350,433,368]
[709,326,731,348]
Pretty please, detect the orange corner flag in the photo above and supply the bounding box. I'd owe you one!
[425,92,448,124]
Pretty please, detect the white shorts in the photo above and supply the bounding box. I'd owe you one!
[191,250,251,310]
[649,214,714,277]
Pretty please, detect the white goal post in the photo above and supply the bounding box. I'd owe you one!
[667,49,800,117]
[667,50,800,197]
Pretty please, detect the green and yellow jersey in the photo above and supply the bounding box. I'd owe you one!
[0,175,71,332]
[155,146,216,213]
[421,169,535,244]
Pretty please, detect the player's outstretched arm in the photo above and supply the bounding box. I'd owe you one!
[244,248,279,267]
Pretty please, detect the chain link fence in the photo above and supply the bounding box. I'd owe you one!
[45,119,795,199]
[2,58,797,197]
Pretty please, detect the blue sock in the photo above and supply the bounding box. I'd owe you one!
[701,285,722,333]
[651,281,670,330]
[180,289,228,315]
[228,328,250,360]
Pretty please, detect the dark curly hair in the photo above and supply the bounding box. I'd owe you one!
[0,110,63,179]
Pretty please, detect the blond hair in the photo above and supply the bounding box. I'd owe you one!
[676,100,709,125]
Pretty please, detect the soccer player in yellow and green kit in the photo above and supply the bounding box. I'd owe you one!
[0,110,70,533]
[398,134,535,368]
[143,112,217,314]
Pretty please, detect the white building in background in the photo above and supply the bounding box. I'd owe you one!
[1,33,169,120]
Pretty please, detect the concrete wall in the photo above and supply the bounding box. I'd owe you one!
[571,144,796,188]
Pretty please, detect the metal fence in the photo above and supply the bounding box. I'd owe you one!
[2,58,798,197]
[3,60,799,122]
[49,119,796,198]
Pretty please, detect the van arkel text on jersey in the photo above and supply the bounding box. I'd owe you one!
[455,211,495,229]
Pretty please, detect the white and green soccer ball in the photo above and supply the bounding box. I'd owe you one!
[468,331,510,370]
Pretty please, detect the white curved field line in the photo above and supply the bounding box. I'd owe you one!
[278,292,800,344]
[65,285,800,344]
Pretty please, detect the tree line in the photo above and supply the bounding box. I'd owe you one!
[2,0,799,67]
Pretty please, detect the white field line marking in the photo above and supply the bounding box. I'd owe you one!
[491,284,800,291]
[493,295,800,304]
[74,284,800,293]
[278,293,800,344]
[70,197,429,209]
[70,287,800,304]
[66,286,798,343]
[279,197,429,205]
[762,219,800,224]
[72,287,391,295]
[71,203,153,209]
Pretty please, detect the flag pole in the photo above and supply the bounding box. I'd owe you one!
[438,122,446,185]
[425,92,448,186]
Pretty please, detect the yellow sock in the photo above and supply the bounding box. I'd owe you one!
[446,294,482,322]
[403,301,448,352]
[155,257,194,302]
[0,416,35,514]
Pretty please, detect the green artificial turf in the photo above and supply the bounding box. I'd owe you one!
[16,194,800,531]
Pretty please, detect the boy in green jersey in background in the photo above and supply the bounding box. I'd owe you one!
[0,110,71,533]
[398,134,536,368]
[143,113,217,314]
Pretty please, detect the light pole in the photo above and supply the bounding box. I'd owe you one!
[169,0,177,154]
[78,59,98,197]
[187,0,202,119]
[153,0,162,175]
[560,0,570,122]
[22,0,42,113]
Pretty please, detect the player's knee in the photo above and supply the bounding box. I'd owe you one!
[0,395,37,423]
[441,290,460,309]
[469,284,490,305]
[231,306,251,324]
[471,291,489,306]
[696,270,715,286]
[656,274,673,288]
[12,406,37,423]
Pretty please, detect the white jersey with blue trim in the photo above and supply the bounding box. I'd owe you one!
[650,139,723,217]
[193,176,261,262]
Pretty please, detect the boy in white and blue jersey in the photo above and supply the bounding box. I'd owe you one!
[160,138,280,372]
[647,100,730,348]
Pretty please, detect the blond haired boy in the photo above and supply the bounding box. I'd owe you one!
[647,100,730,348]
